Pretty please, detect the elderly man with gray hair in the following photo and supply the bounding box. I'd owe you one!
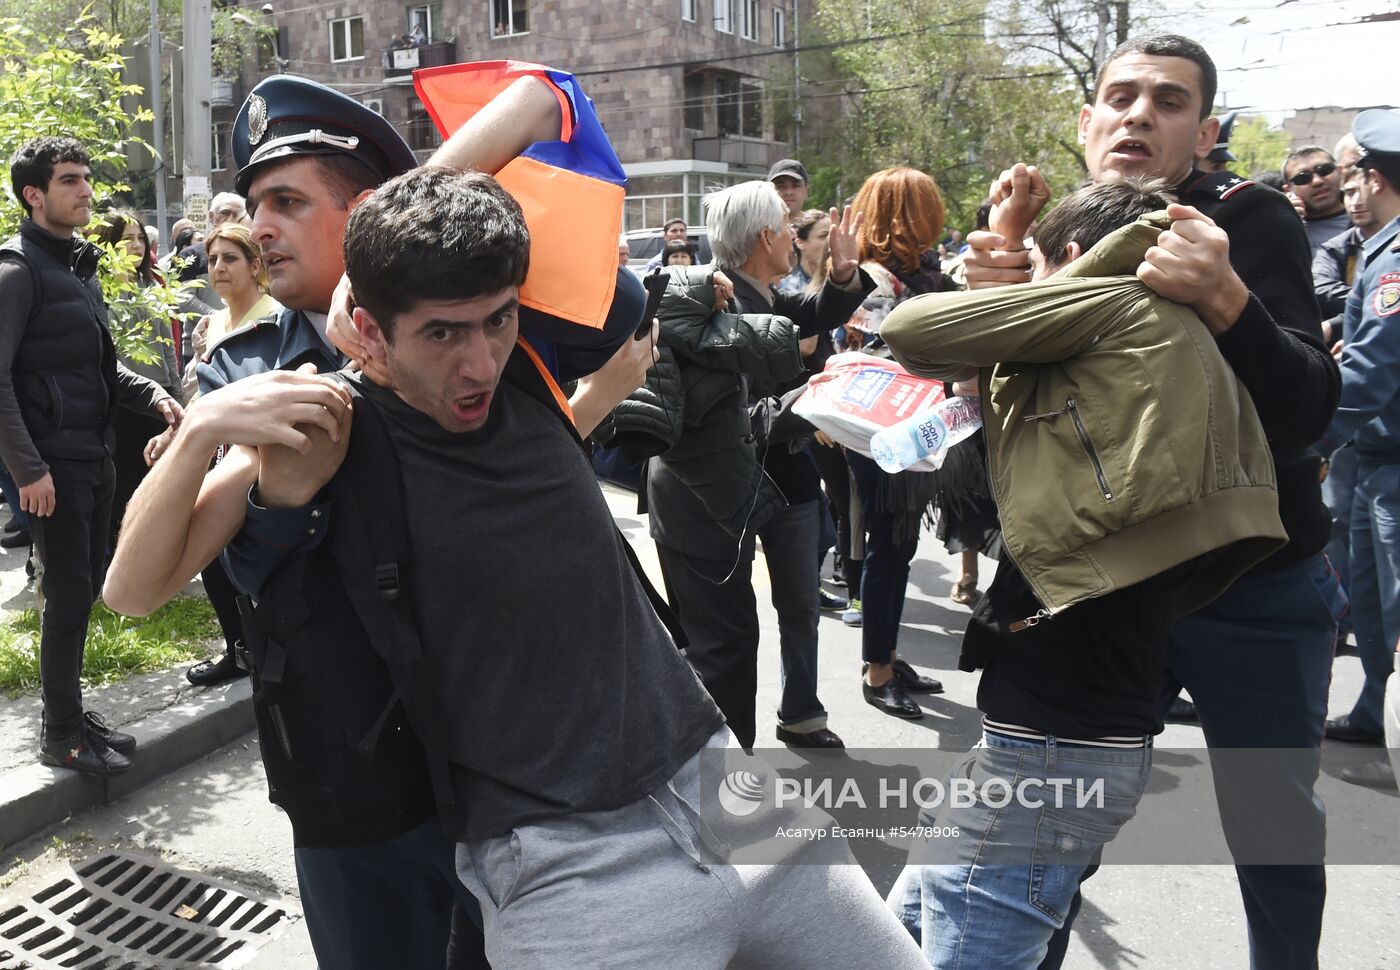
[647,179,874,751]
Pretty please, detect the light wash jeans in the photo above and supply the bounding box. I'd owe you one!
[888,729,1151,970]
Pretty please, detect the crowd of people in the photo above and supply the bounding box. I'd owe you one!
[0,29,1395,970]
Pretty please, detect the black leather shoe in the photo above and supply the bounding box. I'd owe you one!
[40,725,131,776]
[1325,715,1384,744]
[83,711,136,756]
[819,588,849,612]
[863,678,923,719]
[776,726,846,749]
[1,528,30,549]
[893,659,943,694]
[3,516,21,533]
[1340,761,1397,790]
[1165,697,1198,722]
[186,653,248,687]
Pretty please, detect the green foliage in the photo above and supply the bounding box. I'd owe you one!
[810,0,1087,233]
[0,595,217,695]
[0,12,202,361]
[1223,115,1290,180]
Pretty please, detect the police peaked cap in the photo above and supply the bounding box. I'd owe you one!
[232,74,418,196]
[1354,108,1400,169]
[1206,111,1238,163]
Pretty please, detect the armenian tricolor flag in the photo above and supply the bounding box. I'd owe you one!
[414,61,626,331]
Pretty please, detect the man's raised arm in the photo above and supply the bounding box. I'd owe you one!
[103,367,352,616]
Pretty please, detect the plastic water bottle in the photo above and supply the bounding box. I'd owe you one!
[869,396,983,473]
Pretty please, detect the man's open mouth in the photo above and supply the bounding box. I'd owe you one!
[1110,139,1152,159]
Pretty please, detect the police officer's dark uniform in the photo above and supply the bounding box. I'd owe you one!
[1323,110,1400,765]
[1201,109,1237,172]
[1159,156,1343,970]
[203,75,486,970]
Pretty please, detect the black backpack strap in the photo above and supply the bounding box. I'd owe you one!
[615,523,688,650]
[332,377,459,821]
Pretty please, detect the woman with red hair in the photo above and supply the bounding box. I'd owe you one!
[843,168,967,718]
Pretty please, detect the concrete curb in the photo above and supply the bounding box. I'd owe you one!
[0,680,254,849]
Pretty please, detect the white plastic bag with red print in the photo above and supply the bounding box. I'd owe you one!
[792,352,948,471]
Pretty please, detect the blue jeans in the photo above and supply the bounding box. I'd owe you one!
[1321,444,1357,623]
[888,730,1152,969]
[1346,461,1400,732]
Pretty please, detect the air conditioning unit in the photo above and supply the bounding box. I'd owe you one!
[363,98,384,115]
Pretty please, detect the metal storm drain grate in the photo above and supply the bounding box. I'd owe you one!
[0,851,299,969]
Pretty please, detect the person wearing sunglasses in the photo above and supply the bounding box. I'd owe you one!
[1283,145,1351,254]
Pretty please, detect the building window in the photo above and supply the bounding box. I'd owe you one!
[408,3,441,41]
[740,0,759,39]
[492,0,528,36]
[715,0,732,34]
[407,97,443,151]
[683,72,705,130]
[329,16,364,62]
[681,0,696,22]
[740,79,763,138]
[718,77,764,138]
[773,8,786,46]
[211,122,229,172]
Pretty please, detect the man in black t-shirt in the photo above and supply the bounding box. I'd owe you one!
[234,168,930,969]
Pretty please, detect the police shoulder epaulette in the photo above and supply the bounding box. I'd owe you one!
[1185,171,1256,203]
[201,312,281,362]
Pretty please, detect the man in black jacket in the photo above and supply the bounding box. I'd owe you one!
[648,179,876,750]
[0,136,181,776]
[955,35,1340,970]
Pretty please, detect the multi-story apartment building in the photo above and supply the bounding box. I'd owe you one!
[210,0,801,230]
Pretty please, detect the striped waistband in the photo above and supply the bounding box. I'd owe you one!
[982,716,1149,749]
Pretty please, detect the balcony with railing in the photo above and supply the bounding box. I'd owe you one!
[691,134,785,171]
[210,76,241,109]
[383,40,458,82]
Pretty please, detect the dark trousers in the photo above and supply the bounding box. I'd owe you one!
[109,407,167,550]
[656,499,827,748]
[848,452,918,665]
[31,456,115,736]
[294,819,485,970]
[0,459,28,532]
[200,556,244,656]
[1042,556,1338,970]
[811,440,860,586]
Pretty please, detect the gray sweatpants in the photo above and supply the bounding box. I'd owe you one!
[455,728,928,969]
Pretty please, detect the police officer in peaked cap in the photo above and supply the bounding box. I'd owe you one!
[1200,111,1238,172]
[1324,109,1400,791]
[194,74,419,397]
[188,75,491,970]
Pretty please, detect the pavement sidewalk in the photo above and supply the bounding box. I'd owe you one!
[0,539,252,850]
[0,485,656,852]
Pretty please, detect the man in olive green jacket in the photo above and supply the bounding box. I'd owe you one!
[883,205,1287,618]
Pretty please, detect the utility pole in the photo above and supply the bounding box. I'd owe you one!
[147,0,168,249]
[792,0,801,153]
[181,0,212,230]
[1093,0,1110,73]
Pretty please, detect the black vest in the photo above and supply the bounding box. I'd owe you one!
[0,221,122,460]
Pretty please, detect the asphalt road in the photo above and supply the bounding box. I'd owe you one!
[2,484,1397,968]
